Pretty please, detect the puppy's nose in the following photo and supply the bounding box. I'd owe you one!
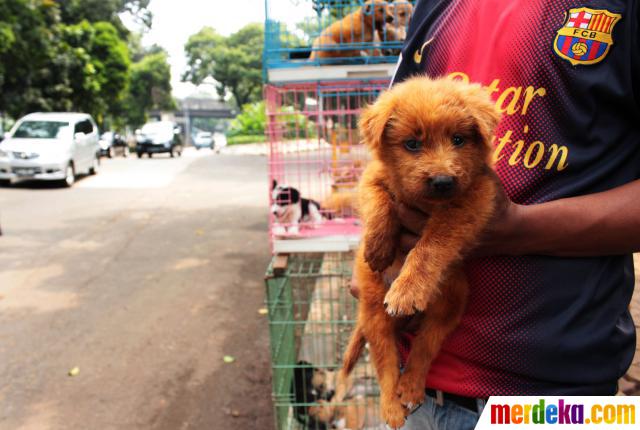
[386,15,394,23]
[427,175,457,196]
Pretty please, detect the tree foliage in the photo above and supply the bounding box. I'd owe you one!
[228,101,316,140]
[57,0,152,34]
[55,21,131,122]
[183,24,264,109]
[122,50,175,128]
[0,0,170,129]
[228,101,266,137]
[0,0,61,116]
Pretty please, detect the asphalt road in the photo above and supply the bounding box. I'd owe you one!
[0,148,274,430]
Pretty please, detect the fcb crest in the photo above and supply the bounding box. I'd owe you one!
[553,7,621,66]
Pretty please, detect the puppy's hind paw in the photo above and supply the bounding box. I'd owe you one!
[396,373,425,411]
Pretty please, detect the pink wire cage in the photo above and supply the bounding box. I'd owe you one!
[266,79,389,253]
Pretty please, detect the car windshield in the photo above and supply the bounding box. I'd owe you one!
[141,122,173,135]
[13,121,70,139]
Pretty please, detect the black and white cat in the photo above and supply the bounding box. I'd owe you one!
[271,180,323,235]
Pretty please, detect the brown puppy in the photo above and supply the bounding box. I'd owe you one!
[339,76,501,428]
[310,0,391,60]
[375,0,414,56]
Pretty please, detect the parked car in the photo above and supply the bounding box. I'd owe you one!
[193,131,214,149]
[135,121,183,158]
[0,112,100,187]
[99,131,129,158]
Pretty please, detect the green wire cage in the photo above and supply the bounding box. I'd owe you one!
[265,252,382,430]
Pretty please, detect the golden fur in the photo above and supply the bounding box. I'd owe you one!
[373,1,414,56]
[310,0,391,60]
[322,190,359,218]
[339,76,501,428]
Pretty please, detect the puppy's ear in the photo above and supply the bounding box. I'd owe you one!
[272,179,277,190]
[290,188,300,204]
[359,93,395,153]
[467,85,501,147]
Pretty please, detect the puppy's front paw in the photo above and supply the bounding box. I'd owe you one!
[383,275,428,316]
[364,235,395,272]
[381,396,406,429]
[396,372,425,411]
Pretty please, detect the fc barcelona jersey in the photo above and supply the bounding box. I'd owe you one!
[393,0,639,395]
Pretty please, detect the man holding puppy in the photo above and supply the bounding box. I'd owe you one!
[352,1,640,428]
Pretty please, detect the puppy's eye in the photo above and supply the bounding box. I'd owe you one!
[404,139,422,152]
[452,134,465,147]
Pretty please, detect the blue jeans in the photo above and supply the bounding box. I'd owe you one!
[399,395,485,430]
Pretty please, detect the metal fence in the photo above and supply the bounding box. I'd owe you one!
[266,79,389,252]
[265,253,382,430]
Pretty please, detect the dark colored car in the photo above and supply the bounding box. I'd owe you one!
[135,121,183,158]
[99,131,129,158]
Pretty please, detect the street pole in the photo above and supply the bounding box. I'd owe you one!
[185,101,191,147]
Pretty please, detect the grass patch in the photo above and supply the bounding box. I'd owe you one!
[227,134,266,145]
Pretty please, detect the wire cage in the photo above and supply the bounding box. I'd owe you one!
[265,0,416,70]
[265,253,382,430]
[266,79,389,253]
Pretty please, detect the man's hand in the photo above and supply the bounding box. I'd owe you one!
[350,177,640,299]
[396,192,524,259]
[350,184,519,298]
[395,178,640,259]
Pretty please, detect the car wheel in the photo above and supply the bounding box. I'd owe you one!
[170,149,175,158]
[107,147,114,158]
[137,151,143,159]
[123,146,130,158]
[89,155,99,175]
[148,152,153,158]
[62,163,75,187]
[0,179,10,187]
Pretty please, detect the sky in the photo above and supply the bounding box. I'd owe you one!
[124,0,309,98]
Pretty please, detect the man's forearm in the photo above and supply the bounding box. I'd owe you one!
[501,180,640,257]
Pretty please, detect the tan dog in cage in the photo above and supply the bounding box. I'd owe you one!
[339,76,501,428]
[309,0,393,60]
[378,1,414,53]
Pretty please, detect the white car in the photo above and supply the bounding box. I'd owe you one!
[0,112,100,187]
[193,131,214,149]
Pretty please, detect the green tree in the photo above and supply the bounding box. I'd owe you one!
[0,0,136,122]
[228,101,266,137]
[122,50,175,128]
[183,24,264,109]
[56,21,130,122]
[56,0,152,33]
[0,0,61,117]
[228,101,316,141]
[127,32,164,62]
